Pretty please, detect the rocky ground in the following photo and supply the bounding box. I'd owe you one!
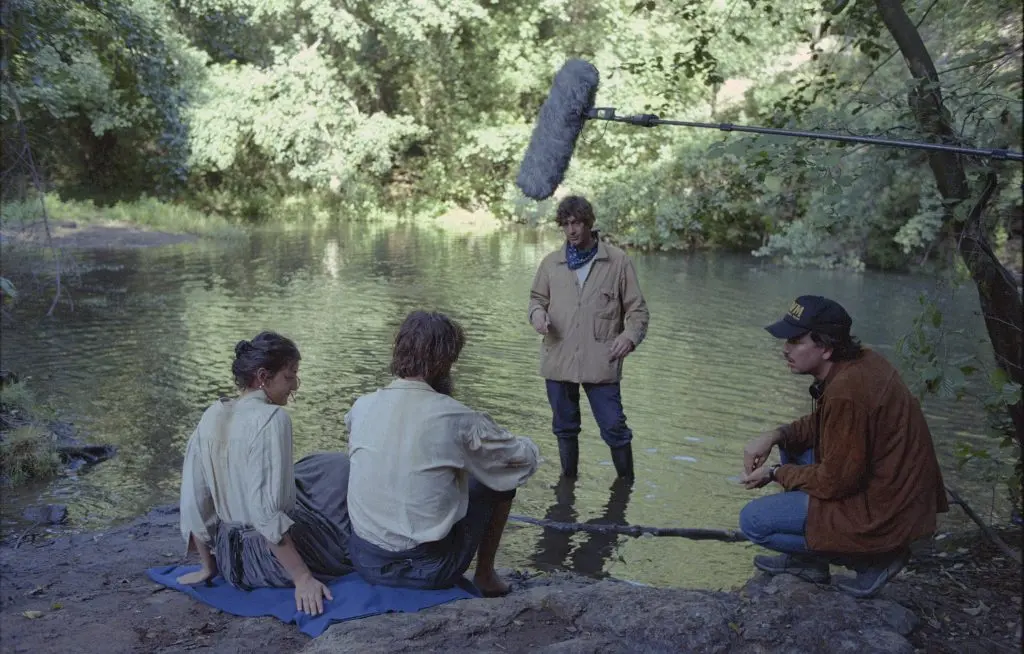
[1,506,1019,653]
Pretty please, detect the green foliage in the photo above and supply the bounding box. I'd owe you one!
[1,0,1019,262]
[897,292,1022,511]
[0,425,60,486]
[0,382,61,486]
[744,0,1023,269]
[2,0,199,196]
[0,277,17,305]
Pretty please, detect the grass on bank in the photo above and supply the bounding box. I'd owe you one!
[0,425,61,487]
[1,195,245,240]
[0,190,525,242]
[0,382,61,487]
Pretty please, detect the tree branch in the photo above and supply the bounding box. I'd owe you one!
[875,0,1024,443]
[938,45,1024,76]
[852,0,941,98]
[509,514,748,543]
[3,83,66,316]
[946,486,1022,564]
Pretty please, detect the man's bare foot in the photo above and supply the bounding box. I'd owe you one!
[473,570,510,598]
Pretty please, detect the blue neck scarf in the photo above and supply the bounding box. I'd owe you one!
[566,233,599,270]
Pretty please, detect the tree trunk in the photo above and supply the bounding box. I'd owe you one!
[875,0,1024,445]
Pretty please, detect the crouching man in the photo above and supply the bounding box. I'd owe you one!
[346,311,540,597]
[738,295,948,598]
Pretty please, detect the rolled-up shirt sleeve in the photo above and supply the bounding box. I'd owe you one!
[246,408,296,544]
[459,412,540,492]
[179,428,218,551]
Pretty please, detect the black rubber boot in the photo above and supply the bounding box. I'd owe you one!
[610,444,634,480]
[557,438,579,478]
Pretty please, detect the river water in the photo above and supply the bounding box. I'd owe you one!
[0,221,1003,589]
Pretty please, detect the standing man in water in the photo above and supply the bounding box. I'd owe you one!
[738,295,948,598]
[527,195,650,480]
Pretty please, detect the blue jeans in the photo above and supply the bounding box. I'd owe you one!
[545,380,632,449]
[739,448,814,555]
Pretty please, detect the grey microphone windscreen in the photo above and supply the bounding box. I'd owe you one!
[515,59,599,201]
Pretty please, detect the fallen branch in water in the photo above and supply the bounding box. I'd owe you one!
[508,514,748,543]
[512,487,1021,556]
[945,485,1022,565]
[14,520,42,549]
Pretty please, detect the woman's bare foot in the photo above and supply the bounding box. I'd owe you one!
[473,569,510,597]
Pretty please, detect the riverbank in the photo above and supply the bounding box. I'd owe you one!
[0,196,514,251]
[0,380,116,488]
[1,220,201,250]
[0,196,244,245]
[0,506,1019,654]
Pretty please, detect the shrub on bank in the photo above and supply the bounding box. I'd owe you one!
[0,382,61,486]
[0,425,60,486]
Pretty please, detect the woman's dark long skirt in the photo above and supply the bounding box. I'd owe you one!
[213,452,352,589]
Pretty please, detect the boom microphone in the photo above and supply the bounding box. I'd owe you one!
[515,59,599,202]
[515,59,1023,201]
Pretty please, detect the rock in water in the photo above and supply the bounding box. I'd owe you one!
[22,504,68,525]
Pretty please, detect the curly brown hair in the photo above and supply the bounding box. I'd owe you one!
[390,311,466,382]
[555,195,595,227]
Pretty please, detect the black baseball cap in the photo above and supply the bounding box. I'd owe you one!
[765,295,853,340]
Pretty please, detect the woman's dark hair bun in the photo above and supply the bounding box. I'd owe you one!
[231,332,301,389]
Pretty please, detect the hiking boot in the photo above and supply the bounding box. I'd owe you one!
[835,550,909,598]
[753,553,831,584]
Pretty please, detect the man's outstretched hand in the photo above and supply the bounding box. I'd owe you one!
[531,310,551,335]
[608,334,635,360]
[743,430,778,474]
[739,464,772,490]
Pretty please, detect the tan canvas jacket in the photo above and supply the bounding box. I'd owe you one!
[528,241,649,384]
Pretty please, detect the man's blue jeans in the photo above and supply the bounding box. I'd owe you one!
[739,448,814,555]
[545,380,632,449]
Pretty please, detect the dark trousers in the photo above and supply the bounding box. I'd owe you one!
[545,380,633,449]
[349,478,515,591]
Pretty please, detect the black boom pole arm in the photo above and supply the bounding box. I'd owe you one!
[586,107,1024,162]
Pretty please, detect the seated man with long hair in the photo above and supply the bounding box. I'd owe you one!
[178,332,352,617]
[346,311,540,597]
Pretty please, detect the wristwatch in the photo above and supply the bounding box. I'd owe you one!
[768,464,781,482]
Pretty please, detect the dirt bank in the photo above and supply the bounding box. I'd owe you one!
[0,507,1020,653]
[0,221,197,249]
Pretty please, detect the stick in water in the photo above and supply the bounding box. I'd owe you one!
[508,514,748,543]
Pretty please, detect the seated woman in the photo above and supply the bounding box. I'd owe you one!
[177,332,351,616]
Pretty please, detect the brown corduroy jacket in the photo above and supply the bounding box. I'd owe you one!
[775,349,949,554]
